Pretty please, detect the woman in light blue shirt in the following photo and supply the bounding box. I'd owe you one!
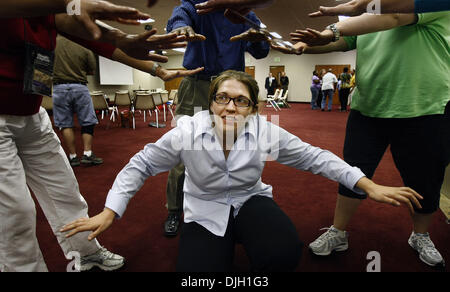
[61,70,423,272]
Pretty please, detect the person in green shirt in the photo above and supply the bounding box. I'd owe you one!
[272,11,449,267]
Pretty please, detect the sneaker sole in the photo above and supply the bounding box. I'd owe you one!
[309,243,349,256]
[80,261,125,272]
[408,238,445,267]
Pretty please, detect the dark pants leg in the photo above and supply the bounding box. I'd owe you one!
[176,212,235,272]
[235,196,303,272]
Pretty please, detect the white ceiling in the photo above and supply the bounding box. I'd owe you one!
[106,0,343,55]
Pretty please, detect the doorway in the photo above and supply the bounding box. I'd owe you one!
[269,65,285,89]
[315,64,351,105]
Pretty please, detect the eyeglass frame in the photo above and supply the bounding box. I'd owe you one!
[213,93,255,108]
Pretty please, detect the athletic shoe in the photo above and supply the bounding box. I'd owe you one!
[81,153,103,166]
[78,247,125,271]
[309,226,349,256]
[164,213,181,237]
[69,156,80,167]
[408,232,445,267]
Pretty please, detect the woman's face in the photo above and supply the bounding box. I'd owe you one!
[210,79,256,136]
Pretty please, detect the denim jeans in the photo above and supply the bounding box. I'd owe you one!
[310,87,320,109]
[321,89,334,110]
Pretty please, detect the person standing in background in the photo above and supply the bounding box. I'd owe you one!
[280,71,289,98]
[338,67,352,112]
[52,36,104,167]
[310,71,321,110]
[321,69,338,112]
[265,72,278,97]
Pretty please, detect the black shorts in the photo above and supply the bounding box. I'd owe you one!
[339,107,449,214]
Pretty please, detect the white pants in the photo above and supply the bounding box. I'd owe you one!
[0,108,100,272]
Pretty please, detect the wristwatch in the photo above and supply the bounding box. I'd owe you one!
[326,23,340,42]
[150,62,161,76]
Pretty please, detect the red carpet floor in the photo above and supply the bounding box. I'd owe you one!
[35,103,449,272]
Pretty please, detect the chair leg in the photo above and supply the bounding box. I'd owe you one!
[155,109,159,128]
[163,105,167,122]
[144,110,146,123]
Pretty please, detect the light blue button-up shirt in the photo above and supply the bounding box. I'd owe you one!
[105,111,366,237]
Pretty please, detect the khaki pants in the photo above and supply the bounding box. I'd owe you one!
[166,76,210,213]
[0,108,100,272]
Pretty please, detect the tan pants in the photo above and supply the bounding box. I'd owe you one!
[0,108,100,272]
[166,76,210,213]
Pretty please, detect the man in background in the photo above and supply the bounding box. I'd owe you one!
[321,69,338,112]
[53,36,103,167]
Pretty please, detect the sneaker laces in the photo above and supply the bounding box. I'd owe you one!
[415,234,439,256]
[315,227,338,244]
[97,247,114,259]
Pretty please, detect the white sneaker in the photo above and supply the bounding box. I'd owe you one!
[309,226,349,256]
[408,232,445,267]
[78,247,125,271]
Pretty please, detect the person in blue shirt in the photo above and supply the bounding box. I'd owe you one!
[162,0,270,237]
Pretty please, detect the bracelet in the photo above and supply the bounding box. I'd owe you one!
[150,62,161,76]
[326,23,340,42]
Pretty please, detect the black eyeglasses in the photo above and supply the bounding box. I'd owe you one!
[214,94,254,108]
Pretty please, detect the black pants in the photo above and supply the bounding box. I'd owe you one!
[176,196,303,272]
[339,109,449,214]
[339,88,350,111]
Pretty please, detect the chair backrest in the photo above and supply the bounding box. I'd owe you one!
[41,95,53,110]
[91,93,108,110]
[160,92,169,104]
[152,93,163,106]
[114,91,131,106]
[169,90,178,100]
[135,93,156,110]
[278,89,284,98]
[272,88,280,98]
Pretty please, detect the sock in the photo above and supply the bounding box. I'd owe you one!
[331,225,346,235]
[69,153,77,159]
[84,151,92,157]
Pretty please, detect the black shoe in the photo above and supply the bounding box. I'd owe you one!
[164,213,181,237]
[81,153,103,166]
[69,156,80,167]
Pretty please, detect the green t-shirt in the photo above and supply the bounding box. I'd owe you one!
[344,12,450,118]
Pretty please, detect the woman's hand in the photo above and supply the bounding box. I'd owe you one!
[230,28,270,43]
[170,26,207,42]
[270,41,306,55]
[356,177,423,214]
[290,29,334,47]
[115,29,188,60]
[156,67,205,81]
[60,208,116,241]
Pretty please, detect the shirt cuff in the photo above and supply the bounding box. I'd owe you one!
[105,190,130,218]
[344,167,367,196]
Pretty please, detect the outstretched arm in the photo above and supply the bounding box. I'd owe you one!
[1,0,151,40]
[291,13,417,47]
[308,0,450,17]
[111,49,205,81]
[56,16,187,61]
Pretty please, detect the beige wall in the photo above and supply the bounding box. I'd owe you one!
[87,50,356,102]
